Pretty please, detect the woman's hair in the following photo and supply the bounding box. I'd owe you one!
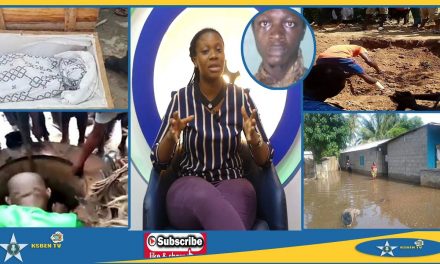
[188,28,224,86]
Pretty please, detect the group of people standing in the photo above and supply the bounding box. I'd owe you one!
[306,8,440,33]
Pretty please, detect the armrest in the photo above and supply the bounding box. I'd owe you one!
[247,164,288,230]
[258,165,288,230]
[144,144,183,230]
[240,143,288,230]
[143,168,176,230]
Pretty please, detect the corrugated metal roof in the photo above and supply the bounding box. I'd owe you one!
[341,139,390,153]
[341,123,440,153]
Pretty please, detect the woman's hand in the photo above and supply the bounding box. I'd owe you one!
[166,111,194,143]
[241,106,261,146]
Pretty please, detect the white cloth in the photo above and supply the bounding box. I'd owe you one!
[0,51,97,105]
[55,51,98,105]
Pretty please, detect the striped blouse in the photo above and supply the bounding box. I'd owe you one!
[151,83,274,183]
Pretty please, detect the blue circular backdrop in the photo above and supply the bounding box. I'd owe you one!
[132,8,302,184]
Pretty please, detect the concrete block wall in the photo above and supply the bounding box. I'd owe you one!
[304,157,315,178]
[340,148,385,175]
[322,156,340,171]
[421,169,440,188]
[387,127,427,183]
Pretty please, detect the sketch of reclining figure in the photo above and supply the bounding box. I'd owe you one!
[0,51,98,105]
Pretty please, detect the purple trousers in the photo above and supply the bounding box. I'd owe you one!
[166,176,256,230]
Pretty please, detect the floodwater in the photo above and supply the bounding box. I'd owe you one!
[304,171,440,229]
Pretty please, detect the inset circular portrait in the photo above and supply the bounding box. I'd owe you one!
[242,8,316,89]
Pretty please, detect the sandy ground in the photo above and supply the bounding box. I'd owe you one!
[314,23,440,110]
[0,112,126,156]
[96,8,128,109]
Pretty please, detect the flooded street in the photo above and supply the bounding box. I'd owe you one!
[304,171,440,229]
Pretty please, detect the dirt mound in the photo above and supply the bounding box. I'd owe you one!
[315,29,440,110]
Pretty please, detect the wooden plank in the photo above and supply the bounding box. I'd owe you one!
[3,8,65,22]
[6,22,96,32]
[73,22,97,31]
[76,8,99,22]
[64,8,77,31]
[0,9,5,30]
[0,8,98,31]
[0,29,94,35]
[93,32,114,108]
[7,22,65,31]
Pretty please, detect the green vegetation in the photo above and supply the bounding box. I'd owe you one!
[304,113,424,162]
[358,114,423,143]
[304,114,351,162]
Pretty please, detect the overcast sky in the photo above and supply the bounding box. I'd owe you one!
[351,113,439,125]
[406,113,439,124]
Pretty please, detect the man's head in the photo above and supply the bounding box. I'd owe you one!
[5,172,51,210]
[304,64,347,101]
[252,9,306,68]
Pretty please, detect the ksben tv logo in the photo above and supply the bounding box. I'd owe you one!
[144,233,207,258]
[356,238,440,257]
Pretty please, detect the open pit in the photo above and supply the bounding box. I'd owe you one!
[0,142,104,212]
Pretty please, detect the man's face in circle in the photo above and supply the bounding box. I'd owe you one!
[252,9,305,67]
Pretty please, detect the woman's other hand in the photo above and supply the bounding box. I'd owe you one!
[241,106,260,146]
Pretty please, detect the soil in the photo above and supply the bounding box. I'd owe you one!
[314,23,440,110]
[97,8,128,109]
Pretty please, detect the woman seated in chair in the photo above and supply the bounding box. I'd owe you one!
[151,28,274,230]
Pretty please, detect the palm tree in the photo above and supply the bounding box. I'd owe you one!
[347,113,360,145]
[358,114,400,143]
[357,114,423,143]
